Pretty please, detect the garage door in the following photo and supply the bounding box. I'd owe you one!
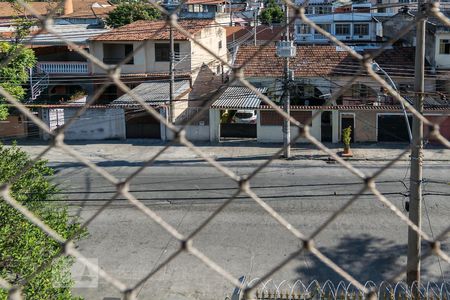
[126,114,161,139]
[220,123,257,138]
[378,115,412,142]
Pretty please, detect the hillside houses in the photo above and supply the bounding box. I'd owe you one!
[0,0,449,144]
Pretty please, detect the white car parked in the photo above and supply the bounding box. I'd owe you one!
[232,110,257,124]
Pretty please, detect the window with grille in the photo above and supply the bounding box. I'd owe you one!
[297,24,311,34]
[316,6,332,14]
[103,44,134,65]
[318,23,331,33]
[155,43,180,62]
[352,83,370,98]
[439,39,450,54]
[335,24,350,35]
[354,23,369,36]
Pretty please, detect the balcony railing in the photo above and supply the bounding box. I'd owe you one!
[37,61,89,74]
[313,33,328,40]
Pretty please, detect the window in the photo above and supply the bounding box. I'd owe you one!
[155,43,180,62]
[439,39,450,54]
[316,6,331,14]
[297,24,311,34]
[353,23,369,36]
[103,43,134,64]
[218,40,222,50]
[195,4,203,12]
[352,84,370,98]
[335,24,350,35]
[318,23,331,33]
[187,4,204,12]
[305,6,314,14]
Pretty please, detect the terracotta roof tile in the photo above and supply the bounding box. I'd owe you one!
[185,0,226,4]
[259,105,450,112]
[225,25,284,43]
[91,19,217,41]
[0,2,55,19]
[235,45,419,78]
[0,0,114,22]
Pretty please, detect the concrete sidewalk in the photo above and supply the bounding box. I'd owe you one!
[9,139,450,163]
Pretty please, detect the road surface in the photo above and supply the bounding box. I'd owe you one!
[16,143,450,300]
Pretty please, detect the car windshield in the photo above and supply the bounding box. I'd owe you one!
[235,113,253,119]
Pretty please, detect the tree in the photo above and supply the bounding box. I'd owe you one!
[0,144,86,299]
[105,2,161,28]
[259,0,284,25]
[0,42,36,120]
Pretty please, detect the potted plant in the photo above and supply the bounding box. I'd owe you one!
[69,89,87,103]
[342,126,353,157]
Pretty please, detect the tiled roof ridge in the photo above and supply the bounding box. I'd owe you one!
[234,45,418,77]
[91,19,217,41]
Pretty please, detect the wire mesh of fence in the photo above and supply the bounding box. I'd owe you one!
[0,0,450,299]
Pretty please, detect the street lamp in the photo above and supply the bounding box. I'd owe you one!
[372,61,412,143]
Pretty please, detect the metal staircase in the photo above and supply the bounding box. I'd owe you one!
[28,66,49,102]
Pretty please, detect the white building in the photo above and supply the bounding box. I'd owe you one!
[294,2,390,48]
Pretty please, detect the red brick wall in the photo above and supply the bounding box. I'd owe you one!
[0,115,27,139]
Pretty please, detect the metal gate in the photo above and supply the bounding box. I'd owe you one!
[377,115,412,142]
[220,123,257,138]
[126,113,161,139]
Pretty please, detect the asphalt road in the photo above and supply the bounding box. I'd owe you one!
[37,155,448,300]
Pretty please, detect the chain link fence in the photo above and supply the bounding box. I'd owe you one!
[1,0,450,299]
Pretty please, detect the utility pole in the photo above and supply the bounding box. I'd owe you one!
[253,7,259,46]
[283,3,291,158]
[407,0,426,289]
[169,20,175,124]
[229,0,233,26]
[276,2,295,158]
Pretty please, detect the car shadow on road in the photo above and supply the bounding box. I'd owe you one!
[296,234,407,284]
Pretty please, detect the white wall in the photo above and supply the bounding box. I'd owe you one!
[40,108,126,140]
[257,125,310,143]
[435,32,450,69]
[209,109,220,142]
[89,25,228,75]
[190,25,228,80]
[165,125,210,141]
[145,40,191,73]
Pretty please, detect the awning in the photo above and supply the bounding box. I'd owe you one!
[111,80,191,107]
[211,86,267,109]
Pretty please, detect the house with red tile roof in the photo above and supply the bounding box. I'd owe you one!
[206,44,450,144]
[88,19,228,103]
[89,19,228,77]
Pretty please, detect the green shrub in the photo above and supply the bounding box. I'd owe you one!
[259,0,284,25]
[106,2,161,28]
[342,126,352,147]
[0,144,86,299]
